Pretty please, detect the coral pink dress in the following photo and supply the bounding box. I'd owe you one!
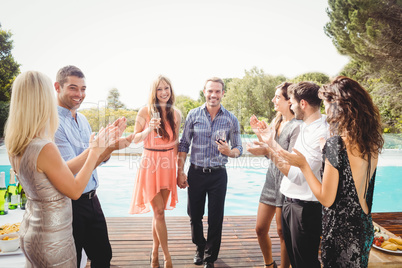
[129,120,178,214]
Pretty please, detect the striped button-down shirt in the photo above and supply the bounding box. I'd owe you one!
[55,106,98,194]
[178,103,243,167]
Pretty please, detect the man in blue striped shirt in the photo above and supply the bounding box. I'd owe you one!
[178,77,243,268]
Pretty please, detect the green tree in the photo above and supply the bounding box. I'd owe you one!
[340,59,402,131]
[0,25,20,101]
[222,67,286,133]
[175,95,201,121]
[325,0,402,86]
[325,0,402,131]
[0,101,9,136]
[0,24,20,136]
[80,107,137,133]
[198,89,206,103]
[107,88,126,110]
[291,72,330,86]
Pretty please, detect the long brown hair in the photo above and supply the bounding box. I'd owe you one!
[273,82,294,134]
[148,75,177,140]
[319,76,384,158]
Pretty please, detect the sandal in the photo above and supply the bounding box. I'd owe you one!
[265,261,277,268]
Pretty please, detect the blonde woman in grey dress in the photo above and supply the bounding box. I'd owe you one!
[4,71,118,267]
[248,82,301,268]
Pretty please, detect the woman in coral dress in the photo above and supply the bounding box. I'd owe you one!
[129,75,181,268]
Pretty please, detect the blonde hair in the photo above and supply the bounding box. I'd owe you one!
[147,75,177,140]
[4,71,58,156]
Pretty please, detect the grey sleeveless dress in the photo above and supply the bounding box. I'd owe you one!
[259,118,301,207]
[15,138,76,267]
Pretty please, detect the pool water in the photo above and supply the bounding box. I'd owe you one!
[94,154,402,217]
[0,150,401,217]
[372,166,402,212]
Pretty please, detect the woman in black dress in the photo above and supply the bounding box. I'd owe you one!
[280,76,384,267]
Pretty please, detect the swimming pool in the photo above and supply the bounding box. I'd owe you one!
[0,149,401,217]
[94,152,402,217]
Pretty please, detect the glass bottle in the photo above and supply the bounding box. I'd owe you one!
[19,183,27,210]
[0,171,8,215]
[7,169,18,210]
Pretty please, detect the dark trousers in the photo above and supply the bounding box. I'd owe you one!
[281,199,322,268]
[72,194,112,268]
[187,165,228,263]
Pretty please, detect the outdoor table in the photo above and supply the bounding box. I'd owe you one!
[0,209,87,268]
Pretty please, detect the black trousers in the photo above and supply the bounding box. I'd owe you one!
[281,199,322,268]
[72,193,112,268]
[187,165,228,263]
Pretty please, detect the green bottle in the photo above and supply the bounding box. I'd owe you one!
[0,171,8,215]
[18,183,27,210]
[7,169,18,210]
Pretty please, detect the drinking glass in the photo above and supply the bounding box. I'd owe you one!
[215,129,226,144]
[152,112,162,138]
[216,129,226,157]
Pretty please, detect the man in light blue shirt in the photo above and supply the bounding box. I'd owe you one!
[54,65,132,267]
[177,77,242,268]
[56,106,100,193]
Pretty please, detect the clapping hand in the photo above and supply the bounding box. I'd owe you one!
[259,121,275,145]
[110,117,136,150]
[89,124,119,155]
[250,115,261,135]
[278,148,308,169]
[112,117,127,137]
[246,141,269,156]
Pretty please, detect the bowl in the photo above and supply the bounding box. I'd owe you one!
[0,232,20,253]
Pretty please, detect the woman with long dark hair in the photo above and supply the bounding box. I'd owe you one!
[280,76,384,267]
[249,82,301,268]
[129,75,181,268]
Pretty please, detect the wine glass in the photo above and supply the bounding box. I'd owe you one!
[215,129,226,158]
[216,129,226,144]
[152,112,162,138]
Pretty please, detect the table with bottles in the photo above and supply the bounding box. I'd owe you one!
[1,167,88,267]
[0,168,27,215]
[0,168,26,267]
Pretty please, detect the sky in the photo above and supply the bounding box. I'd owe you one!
[0,0,350,110]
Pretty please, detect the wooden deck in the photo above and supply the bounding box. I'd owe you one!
[103,216,268,267]
[83,212,402,267]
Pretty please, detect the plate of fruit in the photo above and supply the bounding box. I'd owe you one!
[372,226,402,254]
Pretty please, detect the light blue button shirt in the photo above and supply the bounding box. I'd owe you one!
[55,106,98,193]
[178,103,243,167]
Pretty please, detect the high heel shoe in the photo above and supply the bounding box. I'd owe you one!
[265,261,277,268]
[150,250,160,268]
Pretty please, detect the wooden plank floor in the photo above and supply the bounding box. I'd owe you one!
[95,216,274,268]
[83,213,402,267]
